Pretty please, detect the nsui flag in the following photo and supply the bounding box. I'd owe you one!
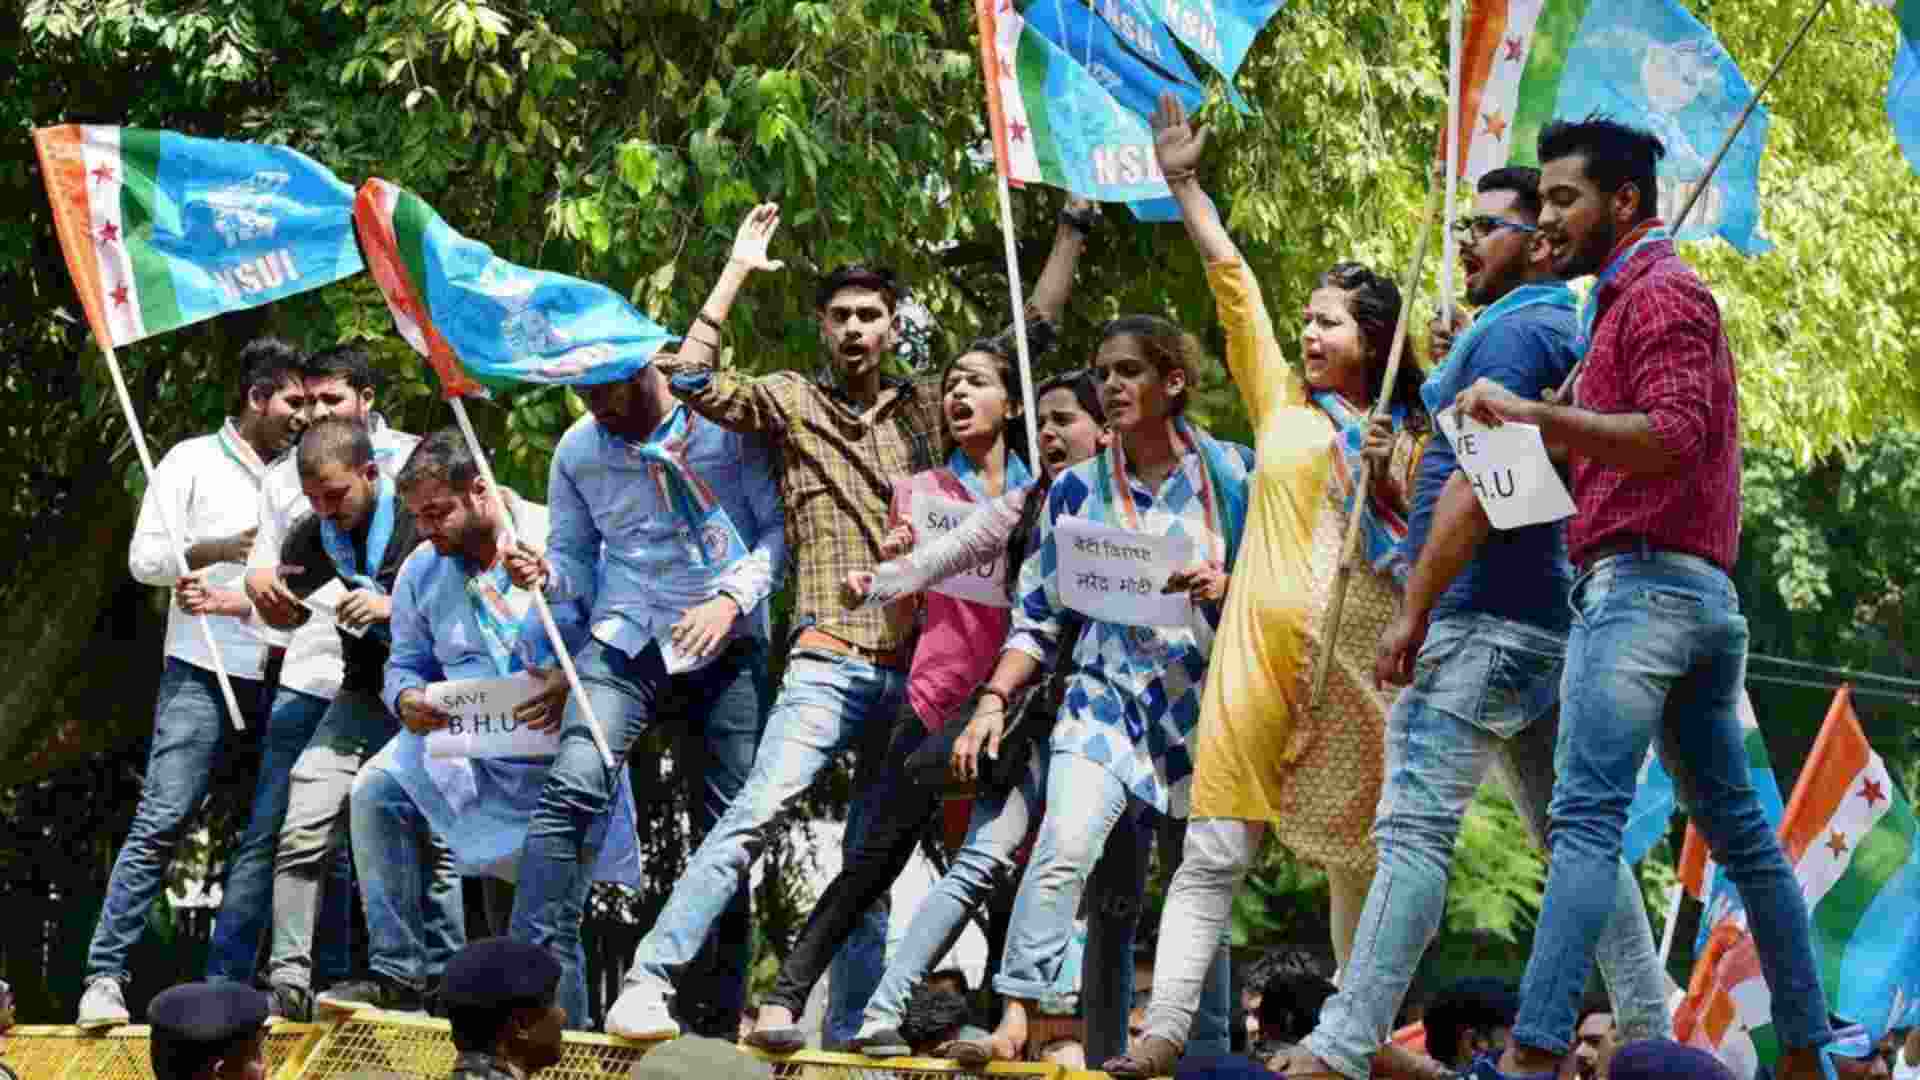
[976,0,1172,204]
[354,179,677,399]
[1451,0,1771,254]
[31,125,362,349]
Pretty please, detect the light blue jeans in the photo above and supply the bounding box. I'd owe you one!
[87,659,269,983]
[1301,613,1670,1080]
[205,687,354,986]
[1513,551,1830,1056]
[620,647,905,1046]
[348,749,472,994]
[995,749,1231,1062]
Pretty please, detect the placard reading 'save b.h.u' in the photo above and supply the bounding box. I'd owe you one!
[423,675,559,759]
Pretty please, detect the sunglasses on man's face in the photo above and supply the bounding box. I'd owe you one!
[1452,215,1540,243]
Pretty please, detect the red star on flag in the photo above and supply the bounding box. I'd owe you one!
[1482,109,1509,140]
[90,164,115,184]
[1860,778,1886,808]
[1826,830,1849,858]
[1009,120,1029,143]
[110,284,130,307]
[98,222,120,245]
[1504,36,1525,62]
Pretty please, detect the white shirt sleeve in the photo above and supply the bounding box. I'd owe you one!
[128,443,195,587]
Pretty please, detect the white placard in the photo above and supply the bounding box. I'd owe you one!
[1438,405,1577,530]
[300,578,367,638]
[1056,516,1194,628]
[910,492,1012,608]
[423,675,560,759]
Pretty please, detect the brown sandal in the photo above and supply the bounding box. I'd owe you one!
[1103,1035,1183,1079]
[937,1034,1020,1068]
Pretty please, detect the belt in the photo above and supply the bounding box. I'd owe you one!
[1578,537,1722,575]
[792,628,910,671]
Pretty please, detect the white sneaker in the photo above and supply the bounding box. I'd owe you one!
[604,986,680,1040]
[76,977,130,1030]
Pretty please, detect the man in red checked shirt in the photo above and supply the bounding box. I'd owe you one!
[1452,116,1834,1080]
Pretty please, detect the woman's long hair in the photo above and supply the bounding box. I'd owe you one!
[1003,368,1105,600]
[1312,262,1427,420]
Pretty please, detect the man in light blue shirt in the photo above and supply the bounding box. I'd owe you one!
[505,357,784,1031]
[315,428,630,1020]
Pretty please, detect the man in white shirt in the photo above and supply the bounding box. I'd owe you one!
[77,339,311,1029]
[206,345,419,1009]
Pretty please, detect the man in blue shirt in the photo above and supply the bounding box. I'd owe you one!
[1276,167,1670,1080]
[315,428,609,1017]
[504,356,784,1030]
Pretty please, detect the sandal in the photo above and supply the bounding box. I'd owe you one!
[1103,1035,1182,1079]
[744,1025,807,1054]
[1266,1047,1351,1079]
[936,1034,1020,1068]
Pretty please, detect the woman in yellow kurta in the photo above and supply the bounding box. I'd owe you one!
[1104,94,1428,1078]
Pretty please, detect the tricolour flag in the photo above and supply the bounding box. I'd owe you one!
[1621,691,1781,870]
[976,0,1173,204]
[1881,0,1920,174]
[31,125,362,350]
[1449,0,1770,254]
[1674,688,1920,1075]
[353,179,676,398]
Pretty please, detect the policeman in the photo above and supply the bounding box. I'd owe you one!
[442,939,567,1078]
[147,981,270,1080]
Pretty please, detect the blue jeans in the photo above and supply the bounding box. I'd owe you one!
[1302,613,1670,1080]
[205,688,355,985]
[268,688,400,991]
[87,659,269,983]
[511,637,767,1028]
[349,744,471,992]
[613,646,904,1046]
[997,750,1231,1062]
[1513,552,1830,1055]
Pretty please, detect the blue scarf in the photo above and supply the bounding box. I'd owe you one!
[463,497,532,677]
[1092,416,1248,571]
[632,406,748,568]
[320,471,397,641]
[1420,282,1580,416]
[1575,222,1672,357]
[1311,391,1414,585]
[945,445,1033,501]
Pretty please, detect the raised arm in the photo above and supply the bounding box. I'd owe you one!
[1026,198,1092,324]
[1152,93,1236,264]
[658,204,793,435]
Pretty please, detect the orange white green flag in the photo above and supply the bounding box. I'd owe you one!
[1674,688,1920,1074]
[31,125,362,349]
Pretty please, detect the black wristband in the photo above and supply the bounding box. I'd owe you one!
[695,311,725,333]
[1058,205,1099,234]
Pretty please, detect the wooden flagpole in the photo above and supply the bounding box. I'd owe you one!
[100,342,251,732]
[1549,0,1832,403]
[1441,0,1464,323]
[1307,179,1445,712]
[448,397,617,770]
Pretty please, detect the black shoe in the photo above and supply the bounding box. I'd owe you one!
[315,975,424,1015]
[268,983,313,1023]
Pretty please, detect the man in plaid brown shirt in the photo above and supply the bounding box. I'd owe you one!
[605,199,1090,1043]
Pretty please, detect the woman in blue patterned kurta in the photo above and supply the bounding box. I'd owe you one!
[941,315,1252,1066]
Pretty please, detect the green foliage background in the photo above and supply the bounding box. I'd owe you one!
[0,0,1916,1016]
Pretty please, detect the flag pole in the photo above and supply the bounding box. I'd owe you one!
[1657,879,1687,969]
[996,172,1044,478]
[100,342,250,733]
[1440,0,1464,323]
[1550,0,1831,403]
[1307,178,1445,712]
[447,396,618,770]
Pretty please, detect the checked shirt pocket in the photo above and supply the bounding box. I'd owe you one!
[1412,630,1559,739]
